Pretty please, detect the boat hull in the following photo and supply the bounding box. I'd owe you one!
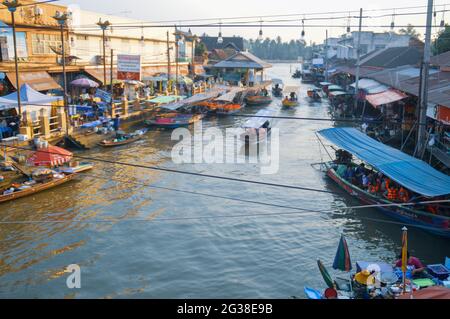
[0,173,77,204]
[325,165,450,238]
[245,96,272,106]
[282,101,299,107]
[98,135,142,147]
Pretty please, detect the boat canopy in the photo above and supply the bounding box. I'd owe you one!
[215,88,242,102]
[242,109,275,129]
[271,78,284,85]
[329,91,351,97]
[319,82,333,86]
[327,85,344,91]
[318,127,450,197]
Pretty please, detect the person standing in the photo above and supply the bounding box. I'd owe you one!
[113,114,121,132]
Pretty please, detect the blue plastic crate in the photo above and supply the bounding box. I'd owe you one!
[427,264,450,280]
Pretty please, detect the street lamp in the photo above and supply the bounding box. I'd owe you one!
[97,18,111,88]
[2,0,22,119]
[52,11,70,134]
[174,28,185,89]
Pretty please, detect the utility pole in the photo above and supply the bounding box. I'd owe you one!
[110,48,114,97]
[167,31,171,93]
[417,0,434,157]
[354,8,363,112]
[3,0,21,119]
[97,19,111,89]
[325,29,328,82]
[53,11,70,135]
[175,27,179,93]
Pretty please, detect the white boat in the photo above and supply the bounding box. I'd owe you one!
[240,109,275,144]
[56,162,94,174]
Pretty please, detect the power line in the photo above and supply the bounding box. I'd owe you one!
[1,143,336,195]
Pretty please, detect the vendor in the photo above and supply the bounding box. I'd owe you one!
[394,251,427,277]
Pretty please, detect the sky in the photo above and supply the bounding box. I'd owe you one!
[59,0,447,43]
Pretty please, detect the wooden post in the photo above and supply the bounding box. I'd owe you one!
[39,109,50,138]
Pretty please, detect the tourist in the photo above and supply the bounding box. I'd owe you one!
[354,163,366,185]
[343,165,354,182]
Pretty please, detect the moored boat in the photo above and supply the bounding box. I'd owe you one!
[317,127,450,238]
[0,170,77,204]
[56,162,94,174]
[145,113,204,129]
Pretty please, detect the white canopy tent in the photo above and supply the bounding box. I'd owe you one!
[0,84,62,120]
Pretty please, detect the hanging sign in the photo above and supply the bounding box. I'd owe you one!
[117,54,141,81]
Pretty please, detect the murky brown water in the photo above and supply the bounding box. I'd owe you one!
[0,64,448,298]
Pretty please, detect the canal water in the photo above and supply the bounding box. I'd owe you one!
[0,63,448,298]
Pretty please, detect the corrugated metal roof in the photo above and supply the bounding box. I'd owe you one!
[213,51,272,69]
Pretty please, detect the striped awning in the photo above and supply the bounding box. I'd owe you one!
[365,89,408,107]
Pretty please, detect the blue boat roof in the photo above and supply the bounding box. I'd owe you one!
[318,127,450,197]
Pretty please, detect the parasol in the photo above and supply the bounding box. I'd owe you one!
[27,145,73,167]
[317,259,335,289]
[333,234,352,272]
[70,78,99,88]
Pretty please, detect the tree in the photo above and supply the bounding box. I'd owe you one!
[434,25,450,54]
[195,42,207,56]
[399,24,421,38]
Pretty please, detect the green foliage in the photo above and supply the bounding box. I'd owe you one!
[195,42,207,56]
[433,25,450,54]
[399,24,420,38]
[246,37,306,60]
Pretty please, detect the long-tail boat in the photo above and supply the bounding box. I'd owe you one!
[317,127,450,238]
[0,171,77,204]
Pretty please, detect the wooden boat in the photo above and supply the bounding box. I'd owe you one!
[307,88,322,101]
[245,95,272,106]
[0,173,77,204]
[282,99,299,107]
[195,100,243,115]
[56,162,94,174]
[240,109,275,144]
[271,78,284,97]
[98,129,146,147]
[318,127,450,238]
[145,113,204,129]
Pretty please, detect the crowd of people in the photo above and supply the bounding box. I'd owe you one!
[333,149,447,216]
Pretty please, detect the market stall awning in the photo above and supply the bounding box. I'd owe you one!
[365,89,408,107]
[6,71,61,92]
[0,84,62,105]
[84,67,116,85]
[350,78,389,94]
[329,91,351,97]
[27,145,73,167]
[319,127,450,197]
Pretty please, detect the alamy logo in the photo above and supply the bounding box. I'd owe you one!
[171,121,280,175]
[66,264,81,289]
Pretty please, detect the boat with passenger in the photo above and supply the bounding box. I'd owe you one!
[271,79,284,97]
[98,129,147,147]
[307,87,322,101]
[281,86,300,107]
[316,127,450,238]
[240,109,275,144]
[245,88,272,106]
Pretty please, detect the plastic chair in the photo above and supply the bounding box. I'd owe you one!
[445,257,450,270]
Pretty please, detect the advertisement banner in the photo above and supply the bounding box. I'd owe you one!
[117,54,141,81]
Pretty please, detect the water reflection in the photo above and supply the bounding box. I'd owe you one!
[0,63,447,298]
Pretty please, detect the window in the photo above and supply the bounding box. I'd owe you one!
[31,33,65,55]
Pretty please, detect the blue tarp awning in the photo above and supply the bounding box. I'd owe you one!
[318,127,450,197]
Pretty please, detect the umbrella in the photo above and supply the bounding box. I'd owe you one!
[333,234,352,272]
[27,145,73,167]
[70,78,99,88]
[317,259,335,289]
[401,226,408,293]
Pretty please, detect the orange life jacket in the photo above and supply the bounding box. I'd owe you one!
[387,187,398,201]
[398,188,409,202]
[369,184,379,193]
[427,205,438,214]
